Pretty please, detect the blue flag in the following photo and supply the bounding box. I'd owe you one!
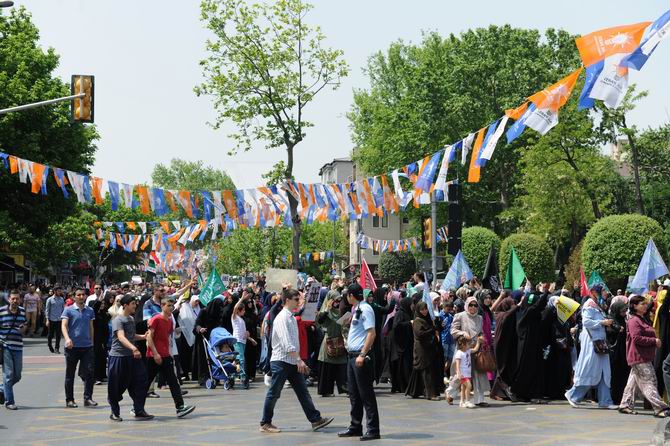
[415,151,442,193]
[630,238,669,293]
[621,10,670,71]
[441,250,473,291]
[422,272,435,320]
[506,103,536,144]
[578,60,605,110]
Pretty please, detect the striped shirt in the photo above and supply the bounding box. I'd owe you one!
[271,308,299,365]
[0,305,26,351]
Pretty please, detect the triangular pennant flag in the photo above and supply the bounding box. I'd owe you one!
[630,238,669,294]
[503,246,526,290]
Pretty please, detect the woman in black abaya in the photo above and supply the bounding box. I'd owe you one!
[608,301,630,404]
[490,296,518,400]
[389,297,414,393]
[542,296,573,400]
[405,301,440,400]
[192,297,225,386]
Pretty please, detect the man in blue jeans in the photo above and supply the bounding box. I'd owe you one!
[61,287,97,408]
[259,287,333,434]
[0,289,27,409]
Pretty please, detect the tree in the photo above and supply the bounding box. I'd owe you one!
[0,7,98,272]
[582,214,665,287]
[499,233,555,285]
[196,0,349,270]
[349,26,580,233]
[151,158,235,191]
[378,251,417,285]
[461,226,500,277]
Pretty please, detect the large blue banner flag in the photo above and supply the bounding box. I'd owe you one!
[630,238,669,293]
[441,250,473,291]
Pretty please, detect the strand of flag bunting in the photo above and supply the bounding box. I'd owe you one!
[356,226,448,253]
[2,9,669,233]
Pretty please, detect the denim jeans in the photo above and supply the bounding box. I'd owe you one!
[566,375,614,407]
[260,360,321,426]
[1,348,23,405]
[64,346,94,402]
[234,342,247,381]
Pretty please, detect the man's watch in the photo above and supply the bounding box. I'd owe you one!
[358,352,367,358]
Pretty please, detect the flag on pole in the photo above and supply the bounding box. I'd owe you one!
[482,245,500,292]
[441,250,473,291]
[621,10,670,71]
[360,258,377,292]
[629,238,669,294]
[580,266,589,298]
[199,268,226,306]
[587,271,610,294]
[503,247,525,290]
[422,272,435,319]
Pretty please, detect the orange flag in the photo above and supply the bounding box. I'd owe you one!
[90,177,104,204]
[136,185,151,215]
[30,162,48,194]
[576,22,651,67]
[467,128,486,183]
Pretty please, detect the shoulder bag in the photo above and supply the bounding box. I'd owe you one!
[474,342,496,372]
[326,335,346,358]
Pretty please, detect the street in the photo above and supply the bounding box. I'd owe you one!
[0,338,665,446]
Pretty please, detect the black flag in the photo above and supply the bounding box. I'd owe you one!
[482,245,500,292]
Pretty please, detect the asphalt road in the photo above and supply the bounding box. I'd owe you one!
[0,338,667,446]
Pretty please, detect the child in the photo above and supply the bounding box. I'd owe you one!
[453,335,481,409]
[231,299,257,388]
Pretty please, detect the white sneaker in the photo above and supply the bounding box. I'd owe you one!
[564,391,581,408]
[264,374,272,387]
[464,402,476,409]
[603,405,619,410]
[459,401,465,408]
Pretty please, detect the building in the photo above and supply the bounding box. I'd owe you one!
[318,157,410,271]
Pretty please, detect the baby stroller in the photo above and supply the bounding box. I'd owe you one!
[203,327,243,390]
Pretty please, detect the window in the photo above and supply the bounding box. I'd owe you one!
[402,216,409,224]
[372,214,380,228]
[382,212,388,228]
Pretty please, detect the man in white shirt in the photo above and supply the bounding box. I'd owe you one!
[259,288,333,434]
[85,285,103,307]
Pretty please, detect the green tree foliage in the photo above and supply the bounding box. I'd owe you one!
[582,214,665,285]
[461,226,500,277]
[0,8,98,273]
[43,211,98,271]
[349,26,580,233]
[564,239,584,290]
[378,251,417,285]
[196,0,348,269]
[500,233,555,285]
[151,158,235,191]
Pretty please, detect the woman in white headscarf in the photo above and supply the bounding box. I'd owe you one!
[445,296,490,405]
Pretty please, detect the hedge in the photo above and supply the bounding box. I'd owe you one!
[461,226,501,277]
[582,214,666,284]
[378,251,417,284]
[499,233,555,286]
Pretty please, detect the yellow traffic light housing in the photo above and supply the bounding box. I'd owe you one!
[71,74,94,123]
[422,216,432,252]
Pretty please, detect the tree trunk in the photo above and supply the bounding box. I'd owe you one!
[622,120,645,215]
[285,143,302,271]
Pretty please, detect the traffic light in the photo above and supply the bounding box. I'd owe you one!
[447,183,462,256]
[71,75,94,123]
[422,216,432,252]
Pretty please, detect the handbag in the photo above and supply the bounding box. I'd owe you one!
[585,327,611,355]
[474,343,496,372]
[325,335,346,358]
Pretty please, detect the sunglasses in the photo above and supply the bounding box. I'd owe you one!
[468,303,478,308]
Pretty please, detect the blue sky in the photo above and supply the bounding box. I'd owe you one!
[14,1,670,188]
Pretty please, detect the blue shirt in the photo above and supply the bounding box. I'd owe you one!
[61,304,95,348]
[143,298,161,321]
[347,301,375,352]
[0,305,26,351]
[438,310,454,345]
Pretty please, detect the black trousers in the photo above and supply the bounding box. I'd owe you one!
[346,353,380,435]
[47,321,62,350]
[64,347,94,402]
[107,355,147,416]
[146,356,183,409]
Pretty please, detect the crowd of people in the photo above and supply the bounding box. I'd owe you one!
[2,271,670,435]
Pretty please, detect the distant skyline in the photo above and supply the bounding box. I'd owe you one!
[12,1,670,189]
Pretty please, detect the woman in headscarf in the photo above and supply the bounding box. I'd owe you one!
[654,284,670,397]
[91,290,114,383]
[446,296,489,405]
[367,286,395,383]
[192,297,225,386]
[220,292,239,333]
[315,292,347,396]
[490,294,518,400]
[608,300,630,405]
[542,295,573,400]
[405,301,440,400]
[476,289,495,384]
[380,290,401,383]
[243,295,260,382]
[389,297,414,393]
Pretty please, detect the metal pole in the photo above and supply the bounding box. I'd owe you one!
[0,93,85,116]
[332,220,337,273]
[431,190,437,291]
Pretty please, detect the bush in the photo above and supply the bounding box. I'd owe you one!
[461,226,501,277]
[378,251,417,285]
[499,233,555,286]
[582,214,666,285]
[564,240,584,290]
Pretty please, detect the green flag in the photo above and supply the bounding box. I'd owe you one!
[587,271,610,294]
[199,268,225,306]
[504,247,526,290]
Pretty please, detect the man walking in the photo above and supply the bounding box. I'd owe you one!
[338,283,381,441]
[61,287,97,408]
[23,286,39,337]
[0,290,27,409]
[259,288,333,434]
[108,294,154,421]
[45,285,65,354]
[146,296,195,418]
